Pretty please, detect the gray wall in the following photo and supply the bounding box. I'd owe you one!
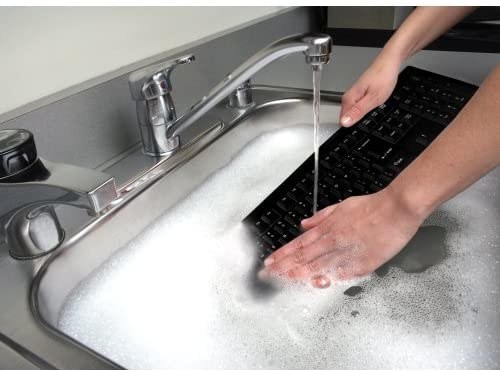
[1,7,317,170]
[2,6,497,173]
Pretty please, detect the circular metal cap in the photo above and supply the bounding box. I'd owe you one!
[0,129,38,179]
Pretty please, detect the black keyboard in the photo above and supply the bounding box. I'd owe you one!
[243,66,477,263]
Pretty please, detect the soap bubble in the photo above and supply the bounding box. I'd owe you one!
[58,123,500,369]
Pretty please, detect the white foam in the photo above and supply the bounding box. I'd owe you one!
[58,125,500,369]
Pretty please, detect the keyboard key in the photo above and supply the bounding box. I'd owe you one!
[339,179,352,190]
[372,163,384,173]
[403,112,416,123]
[332,167,345,177]
[445,103,458,112]
[261,215,272,225]
[286,191,299,202]
[330,188,342,200]
[387,152,413,173]
[357,158,370,169]
[262,210,280,225]
[273,225,285,236]
[288,226,301,237]
[378,174,392,185]
[384,129,401,144]
[262,234,277,249]
[353,181,366,193]
[318,197,330,208]
[320,159,333,170]
[394,121,410,132]
[276,201,289,212]
[295,205,308,217]
[369,110,384,121]
[341,136,356,147]
[378,102,393,113]
[342,157,354,167]
[258,215,271,226]
[358,118,377,132]
[284,215,300,229]
[367,150,381,161]
[362,172,375,182]
[256,236,271,251]
[353,138,371,156]
[383,116,396,128]
[349,128,366,141]
[330,145,346,160]
[415,133,431,147]
[296,182,309,193]
[349,168,361,178]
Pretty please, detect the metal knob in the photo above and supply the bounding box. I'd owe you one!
[0,129,38,179]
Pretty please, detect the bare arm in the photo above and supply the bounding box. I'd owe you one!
[383,6,477,62]
[389,64,500,219]
[340,6,477,126]
[261,7,499,287]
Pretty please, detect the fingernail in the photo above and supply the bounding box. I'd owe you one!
[318,277,330,288]
[340,116,351,126]
[264,257,274,266]
[258,269,269,280]
[313,276,331,289]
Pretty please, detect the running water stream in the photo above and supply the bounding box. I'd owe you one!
[312,65,322,215]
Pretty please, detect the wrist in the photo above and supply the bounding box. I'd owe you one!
[383,181,436,225]
[375,43,407,68]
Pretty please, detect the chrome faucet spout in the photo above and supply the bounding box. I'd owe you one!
[0,129,118,259]
[1,160,117,214]
[167,33,332,143]
[129,33,333,157]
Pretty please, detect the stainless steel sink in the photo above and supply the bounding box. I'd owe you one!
[29,87,343,369]
[3,87,499,369]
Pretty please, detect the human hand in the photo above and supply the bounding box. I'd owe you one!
[340,55,401,127]
[259,187,427,288]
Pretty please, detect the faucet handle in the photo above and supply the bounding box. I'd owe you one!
[128,54,195,101]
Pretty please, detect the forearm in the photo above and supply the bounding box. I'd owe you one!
[388,64,500,219]
[378,7,476,64]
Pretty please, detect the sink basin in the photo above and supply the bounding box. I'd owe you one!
[33,89,500,369]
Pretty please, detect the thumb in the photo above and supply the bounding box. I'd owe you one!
[340,92,378,127]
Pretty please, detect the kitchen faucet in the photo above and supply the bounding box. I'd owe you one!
[129,33,333,157]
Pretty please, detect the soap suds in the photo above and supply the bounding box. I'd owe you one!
[57,126,500,369]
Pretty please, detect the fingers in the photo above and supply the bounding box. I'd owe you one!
[284,250,337,280]
[340,91,379,127]
[264,230,338,277]
[263,224,330,267]
[301,204,337,230]
[289,252,368,287]
[339,86,364,126]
